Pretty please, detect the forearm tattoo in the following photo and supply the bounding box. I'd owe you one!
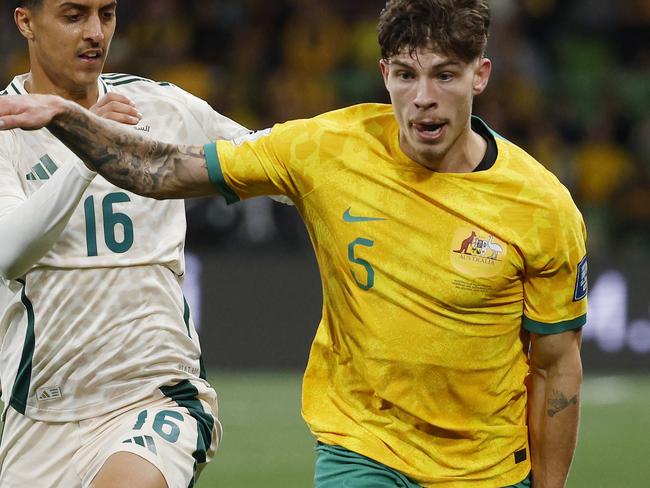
[547,389,578,417]
[47,106,206,198]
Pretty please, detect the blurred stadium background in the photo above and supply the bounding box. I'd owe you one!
[1,0,649,486]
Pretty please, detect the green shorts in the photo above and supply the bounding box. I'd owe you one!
[314,443,532,488]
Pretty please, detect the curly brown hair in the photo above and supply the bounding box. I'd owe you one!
[377,0,490,62]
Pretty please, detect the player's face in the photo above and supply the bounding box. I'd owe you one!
[17,0,117,92]
[380,46,491,171]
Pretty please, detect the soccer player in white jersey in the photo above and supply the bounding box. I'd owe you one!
[0,1,250,487]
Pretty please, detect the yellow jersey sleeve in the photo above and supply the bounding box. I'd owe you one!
[522,191,588,334]
[204,126,289,203]
[205,117,337,204]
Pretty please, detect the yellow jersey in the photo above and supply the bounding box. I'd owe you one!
[206,104,587,487]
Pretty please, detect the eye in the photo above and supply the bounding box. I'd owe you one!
[438,72,455,82]
[66,14,82,22]
[102,10,116,21]
[396,71,415,81]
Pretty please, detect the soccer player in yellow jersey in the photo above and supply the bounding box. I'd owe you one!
[0,1,587,487]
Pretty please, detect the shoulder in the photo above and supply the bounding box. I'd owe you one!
[276,103,394,141]
[100,73,187,99]
[2,73,29,95]
[497,136,574,201]
[497,137,584,226]
[309,103,393,129]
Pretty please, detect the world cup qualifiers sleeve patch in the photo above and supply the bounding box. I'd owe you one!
[573,255,588,302]
[232,128,271,146]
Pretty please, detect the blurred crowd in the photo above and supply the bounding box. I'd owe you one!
[1,0,649,257]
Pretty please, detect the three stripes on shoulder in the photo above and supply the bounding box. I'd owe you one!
[26,155,58,181]
[101,73,173,88]
[123,435,158,455]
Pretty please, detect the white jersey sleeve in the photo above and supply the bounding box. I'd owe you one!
[168,86,250,142]
[0,131,95,280]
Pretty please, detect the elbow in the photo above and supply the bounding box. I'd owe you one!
[147,190,173,201]
[0,248,31,281]
[107,185,169,201]
[145,185,186,200]
[0,262,23,282]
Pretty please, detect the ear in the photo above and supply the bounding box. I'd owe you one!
[15,7,36,41]
[472,57,492,96]
[379,59,390,88]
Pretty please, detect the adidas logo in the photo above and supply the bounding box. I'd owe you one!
[26,155,59,181]
[123,435,157,455]
[36,386,62,402]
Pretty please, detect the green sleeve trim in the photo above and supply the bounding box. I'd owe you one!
[523,314,586,335]
[203,142,240,205]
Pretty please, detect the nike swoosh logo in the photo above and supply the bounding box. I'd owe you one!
[343,207,386,223]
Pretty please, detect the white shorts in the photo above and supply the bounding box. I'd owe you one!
[0,380,221,488]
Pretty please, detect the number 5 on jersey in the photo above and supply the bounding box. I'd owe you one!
[348,237,375,290]
[83,192,134,256]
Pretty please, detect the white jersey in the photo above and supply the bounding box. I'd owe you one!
[0,73,248,421]
[0,281,11,358]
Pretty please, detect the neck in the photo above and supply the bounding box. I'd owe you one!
[25,60,99,109]
[438,127,487,173]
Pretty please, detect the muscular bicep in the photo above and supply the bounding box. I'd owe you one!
[529,329,583,374]
[529,329,583,419]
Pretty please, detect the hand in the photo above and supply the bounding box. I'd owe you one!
[0,94,67,131]
[90,93,141,125]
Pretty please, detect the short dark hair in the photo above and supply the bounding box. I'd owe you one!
[16,0,42,8]
[377,0,490,62]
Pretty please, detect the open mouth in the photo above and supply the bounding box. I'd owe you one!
[412,122,446,140]
[79,52,102,62]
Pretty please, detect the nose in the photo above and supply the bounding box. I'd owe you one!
[413,79,438,110]
[83,14,105,44]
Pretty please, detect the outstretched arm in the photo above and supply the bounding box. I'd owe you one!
[528,329,583,488]
[0,94,215,199]
[0,93,151,280]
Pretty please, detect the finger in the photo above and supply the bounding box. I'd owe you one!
[0,114,45,131]
[92,93,137,111]
[103,93,136,106]
[95,103,142,122]
[0,94,60,130]
[91,94,113,111]
[101,113,141,126]
[99,101,141,117]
